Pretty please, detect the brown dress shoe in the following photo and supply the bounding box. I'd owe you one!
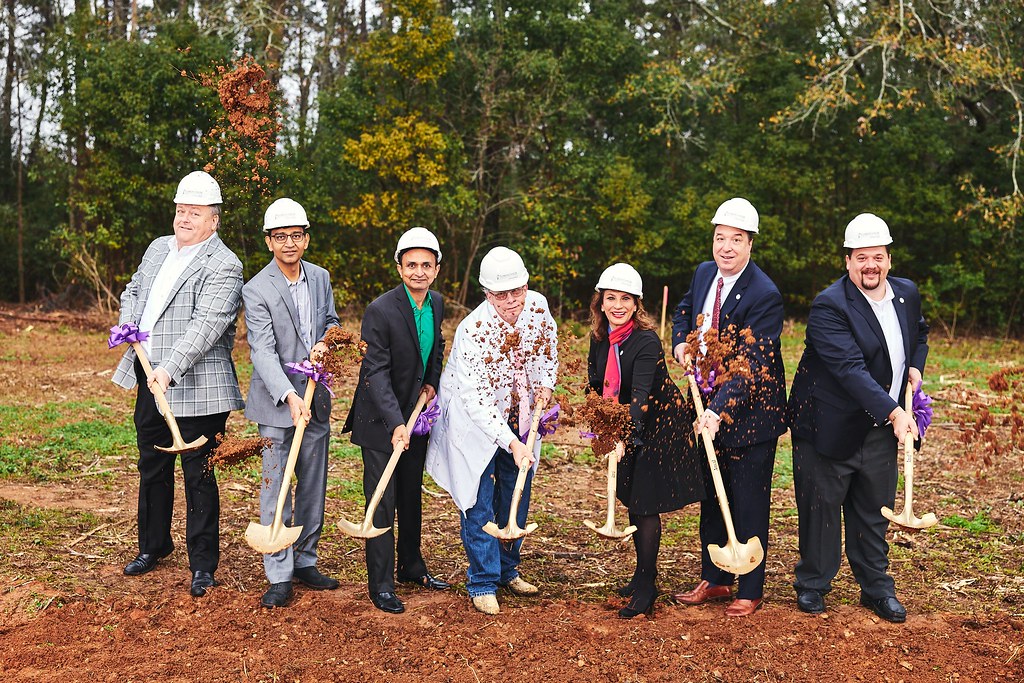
[673,580,731,605]
[725,598,762,617]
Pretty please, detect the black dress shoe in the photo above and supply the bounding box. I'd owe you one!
[796,589,826,614]
[293,566,340,591]
[261,582,294,608]
[860,595,907,623]
[398,572,450,591]
[190,571,217,597]
[123,550,172,576]
[370,591,405,614]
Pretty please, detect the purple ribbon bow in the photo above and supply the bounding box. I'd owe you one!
[912,386,933,438]
[412,397,440,436]
[107,323,150,349]
[285,360,335,397]
[522,404,559,442]
[690,365,716,397]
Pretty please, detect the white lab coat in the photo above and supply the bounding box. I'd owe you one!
[426,290,558,512]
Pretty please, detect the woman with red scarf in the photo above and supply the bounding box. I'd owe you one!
[587,263,705,618]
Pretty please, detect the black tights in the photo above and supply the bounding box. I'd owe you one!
[622,512,661,606]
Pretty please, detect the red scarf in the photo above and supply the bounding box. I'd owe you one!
[602,319,634,399]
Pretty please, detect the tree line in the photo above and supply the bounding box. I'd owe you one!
[0,0,1020,337]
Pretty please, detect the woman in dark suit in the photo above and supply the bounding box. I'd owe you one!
[587,263,705,618]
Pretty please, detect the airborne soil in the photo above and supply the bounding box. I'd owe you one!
[0,306,1021,682]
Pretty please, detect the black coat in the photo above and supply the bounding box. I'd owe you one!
[671,260,788,448]
[588,328,705,515]
[343,285,444,452]
[788,275,929,460]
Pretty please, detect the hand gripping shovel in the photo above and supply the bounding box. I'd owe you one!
[482,403,545,541]
[881,385,938,530]
[245,378,316,553]
[687,374,764,575]
[584,441,637,539]
[338,392,429,538]
[132,342,207,454]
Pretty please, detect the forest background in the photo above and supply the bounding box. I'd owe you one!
[0,0,1021,338]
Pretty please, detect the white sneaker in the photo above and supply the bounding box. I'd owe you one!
[505,576,539,596]
[472,594,500,615]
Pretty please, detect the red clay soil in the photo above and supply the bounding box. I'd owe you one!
[1,307,1023,682]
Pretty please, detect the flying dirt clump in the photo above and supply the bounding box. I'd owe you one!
[208,433,272,470]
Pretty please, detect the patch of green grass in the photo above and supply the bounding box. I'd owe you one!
[326,476,363,502]
[772,442,793,489]
[941,510,1001,534]
[330,442,362,460]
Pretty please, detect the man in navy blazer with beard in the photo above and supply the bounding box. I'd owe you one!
[670,198,787,617]
[788,213,928,623]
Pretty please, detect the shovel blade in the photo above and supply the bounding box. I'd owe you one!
[882,506,939,530]
[245,521,303,554]
[584,520,637,539]
[482,520,538,540]
[155,434,209,455]
[707,537,764,576]
[337,517,389,539]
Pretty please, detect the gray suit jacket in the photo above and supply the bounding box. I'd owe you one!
[113,233,245,417]
[243,259,340,429]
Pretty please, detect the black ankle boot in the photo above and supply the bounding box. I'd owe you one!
[618,583,657,619]
[616,576,638,597]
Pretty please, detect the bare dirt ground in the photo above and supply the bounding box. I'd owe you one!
[0,306,1022,682]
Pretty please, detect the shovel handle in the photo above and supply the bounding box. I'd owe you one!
[900,384,916,513]
[131,341,188,447]
[506,403,546,522]
[362,392,430,522]
[687,374,742,547]
[269,378,317,528]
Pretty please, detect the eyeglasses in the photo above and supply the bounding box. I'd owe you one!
[270,232,307,244]
[487,285,527,301]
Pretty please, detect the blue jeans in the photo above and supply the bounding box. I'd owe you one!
[460,446,534,597]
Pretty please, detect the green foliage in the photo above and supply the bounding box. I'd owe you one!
[942,511,1001,534]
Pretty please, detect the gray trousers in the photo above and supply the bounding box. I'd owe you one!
[258,417,331,584]
[793,427,899,599]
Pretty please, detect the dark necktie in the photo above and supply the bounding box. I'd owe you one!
[711,276,724,330]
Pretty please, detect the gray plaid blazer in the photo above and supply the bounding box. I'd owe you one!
[112,232,245,417]
[243,259,339,429]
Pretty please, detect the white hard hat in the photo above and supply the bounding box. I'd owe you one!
[479,246,529,291]
[263,198,309,232]
[173,171,222,205]
[710,197,759,234]
[844,213,893,249]
[394,227,442,263]
[595,263,643,298]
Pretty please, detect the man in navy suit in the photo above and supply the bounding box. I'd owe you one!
[670,198,787,617]
[343,227,449,614]
[788,213,928,623]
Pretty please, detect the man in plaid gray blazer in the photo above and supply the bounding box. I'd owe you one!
[112,171,245,597]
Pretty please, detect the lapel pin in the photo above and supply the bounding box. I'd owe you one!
[735,294,741,300]
[899,297,905,303]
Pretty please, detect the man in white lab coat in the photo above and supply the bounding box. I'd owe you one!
[426,247,558,615]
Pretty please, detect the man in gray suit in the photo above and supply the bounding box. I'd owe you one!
[243,198,341,609]
[113,170,245,597]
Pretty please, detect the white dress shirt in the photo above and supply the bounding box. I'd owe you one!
[859,281,906,404]
[138,235,210,355]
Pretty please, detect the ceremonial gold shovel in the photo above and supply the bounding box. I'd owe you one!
[482,403,545,541]
[337,393,429,538]
[132,342,207,454]
[687,374,764,575]
[881,385,938,530]
[245,378,316,554]
[584,442,637,539]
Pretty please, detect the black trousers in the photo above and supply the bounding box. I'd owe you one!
[133,361,227,573]
[698,438,777,600]
[793,428,898,599]
[362,433,429,593]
